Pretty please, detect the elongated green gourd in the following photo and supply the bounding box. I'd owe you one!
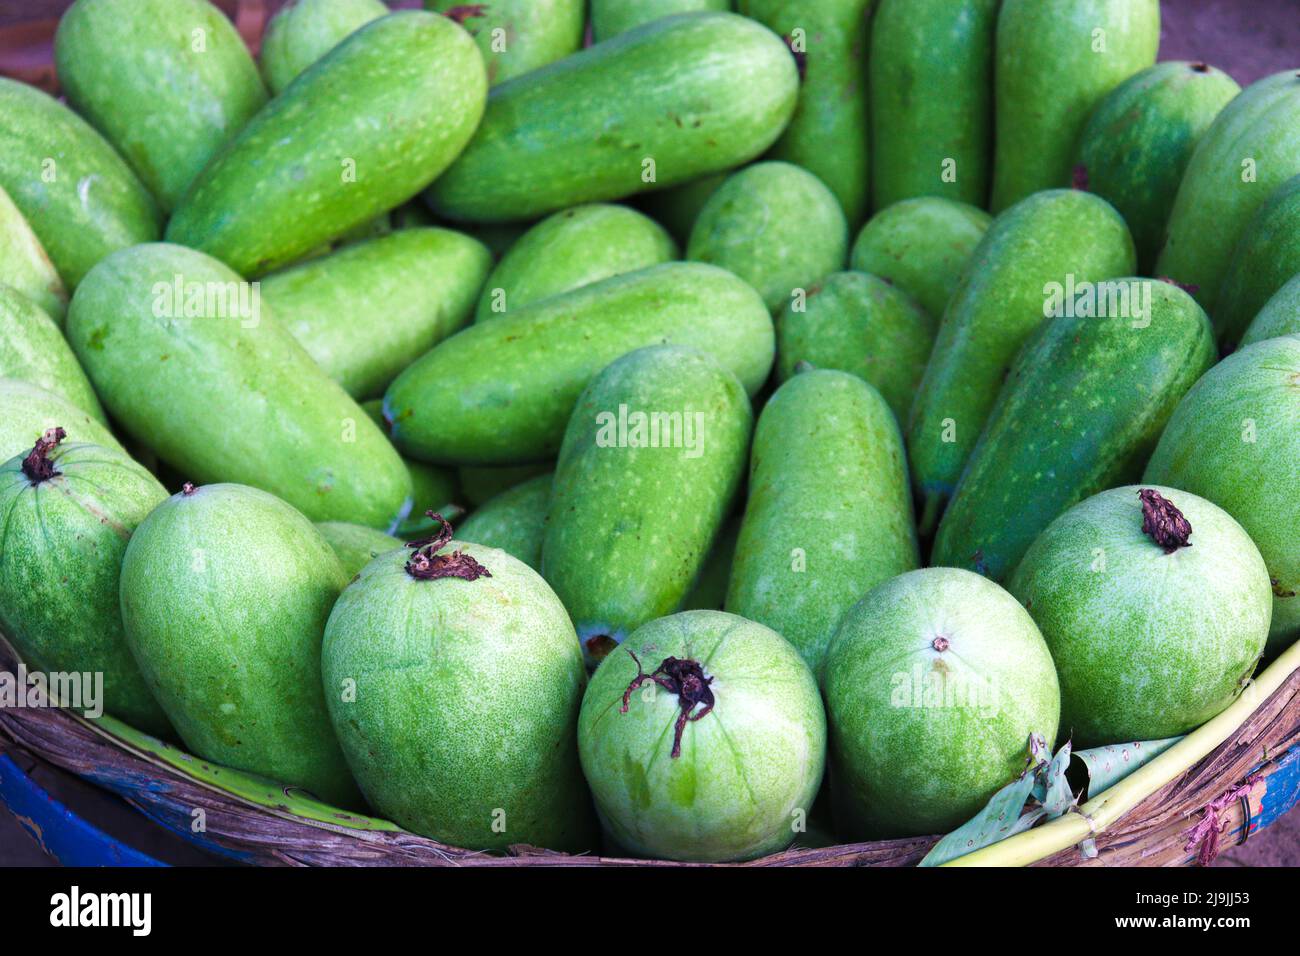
[0,285,104,423]
[687,161,848,313]
[0,78,160,288]
[592,0,731,41]
[263,228,491,399]
[0,433,171,736]
[121,483,360,807]
[1156,70,1300,318]
[869,0,999,210]
[384,262,774,465]
[315,521,402,577]
[908,189,1135,534]
[260,0,388,95]
[739,0,872,227]
[1241,274,1300,346]
[0,379,124,461]
[1214,174,1300,346]
[475,205,677,322]
[933,279,1216,581]
[774,272,934,423]
[990,0,1159,213]
[426,12,799,223]
[1144,337,1300,652]
[1074,61,1240,273]
[457,473,552,570]
[849,197,992,324]
[543,346,752,666]
[727,370,917,673]
[66,243,412,529]
[166,11,486,277]
[55,0,268,213]
[458,463,551,506]
[429,0,585,86]
[322,526,595,850]
[0,184,67,324]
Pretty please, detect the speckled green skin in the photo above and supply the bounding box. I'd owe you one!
[429,0,584,87]
[0,78,160,289]
[1242,274,1300,346]
[322,539,595,851]
[121,483,360,806]
[0,285,104,423]
[824,567,1060,838]
[426,13,798,223]
[166,12,486,277]
[260,0,388,95]
[1215,174,1300,346]
[1009,486,1271,747]
[681,515,740,612]
[637,173,728,245]
[579,611,825,862]
[869,0,998,211]
[774,271,933,423]
[0,440,170,736]
[315,521,401,578]
[475,205,677,322]
[55,0,268,213]
[1075,62,1240,274]
[543,347,751,663]
[0,185,66,325]
[688,162,849,313]
[458,473,552,571]
[740,0,871,227]
[384,262,774,465]
[0,379,123,461]
[1144,339,1300,652]
[458,463,551,506]
[727,371,918,673]
[67,244,412,529]
[849,197,991,324]
[934,280,1216,582]
[908,190,1136,532]
[990,0,1159,213]
[1157,72,1300,317]
[263,228,491,399]
[358,399,459,539]
[593,0,731,41]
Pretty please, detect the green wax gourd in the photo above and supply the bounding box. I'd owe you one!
[726,369,919,673]
[55,0,269,213]
[869,0,1000,211]
[66,243,412,529]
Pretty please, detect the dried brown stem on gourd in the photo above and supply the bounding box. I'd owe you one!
[405,512,491,581]
[1139,488,1193,553]
[21,427,65,483]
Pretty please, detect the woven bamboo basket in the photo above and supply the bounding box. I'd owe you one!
[3,633,1299,867]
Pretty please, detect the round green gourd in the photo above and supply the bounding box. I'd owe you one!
[823,567,1060,838]
[428,0,585,87]
[260,0,389,95]
[120,482,361,808]
[578,610,826,862]
[1008,486,1272,746]
[0,432,170,736]
[1241,274,1300,346]
[322,523,595,851]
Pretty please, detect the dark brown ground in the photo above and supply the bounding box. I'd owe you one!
[0,0,1297,867]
